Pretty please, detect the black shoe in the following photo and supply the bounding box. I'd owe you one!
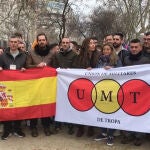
[68,128,74,135]
[1,132,12,140]
[31,128,38,137]
[44,127,52,136]
[121,136,128,144]
[107,136,114,146]
[54,127,61,134]
[121,134,135,144]
[14,130,25,137]
[76,127,84,137]
[134,138,142,146]
[87,127,94,137]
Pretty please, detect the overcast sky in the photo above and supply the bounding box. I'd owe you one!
[71,0,98,15]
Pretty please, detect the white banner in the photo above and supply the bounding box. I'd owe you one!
[55,64,150,133]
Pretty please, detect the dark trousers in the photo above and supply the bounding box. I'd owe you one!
[68,123,74,130]
[3,120,21,133]
[123,131,144,139]
[30,117,50,129]
[101,128,115,137]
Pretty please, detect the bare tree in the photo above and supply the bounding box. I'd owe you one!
[58,0,70,41]
[84,7,126,41]
[97,0,150,40]
[0,0,37,44]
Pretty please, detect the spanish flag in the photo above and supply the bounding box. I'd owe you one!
[0,67,57,121]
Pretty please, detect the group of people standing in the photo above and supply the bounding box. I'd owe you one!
[0,31,150,147]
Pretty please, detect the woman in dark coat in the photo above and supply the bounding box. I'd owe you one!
[73,37,101,137]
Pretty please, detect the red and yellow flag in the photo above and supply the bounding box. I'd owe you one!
[0,67,57,121]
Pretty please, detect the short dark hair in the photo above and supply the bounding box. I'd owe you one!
[36,33,47,41]
[9,34,19,40]
[71,41,78,46]
[145,31,150,36]
[91,37,98,41]
[130,38,141,44]
[14,32,22,39]
[105,34,113,38]
[19,41,25,45]
[113,32,124,40]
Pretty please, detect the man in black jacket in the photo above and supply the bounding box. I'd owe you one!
[0,35,26,140]
[121,39,150,146]
[124,39,150,66]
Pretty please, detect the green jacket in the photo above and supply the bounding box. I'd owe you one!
[50,49,77,68]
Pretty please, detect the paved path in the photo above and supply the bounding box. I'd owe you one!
[0,124,149,150]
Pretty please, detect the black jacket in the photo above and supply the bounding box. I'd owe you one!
[0,48,27,69]
[118,49,129,66]
[142,47,150,60]
[50,49,77,68]
[124,51,150,66]
[72,50,101,69]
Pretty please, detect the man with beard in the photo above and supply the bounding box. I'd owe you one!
[113,32,129,65]
[26,33,52,137]
[143,32,150,60]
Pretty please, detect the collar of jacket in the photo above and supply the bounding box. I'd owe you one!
[59,48,72,55]
[129,51,142,61]
[34,45,50,56]
[5,47,23,56]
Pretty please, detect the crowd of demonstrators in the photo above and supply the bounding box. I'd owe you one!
[0,35,26,140]
[0,31,150,148]
[26,33,53,137]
